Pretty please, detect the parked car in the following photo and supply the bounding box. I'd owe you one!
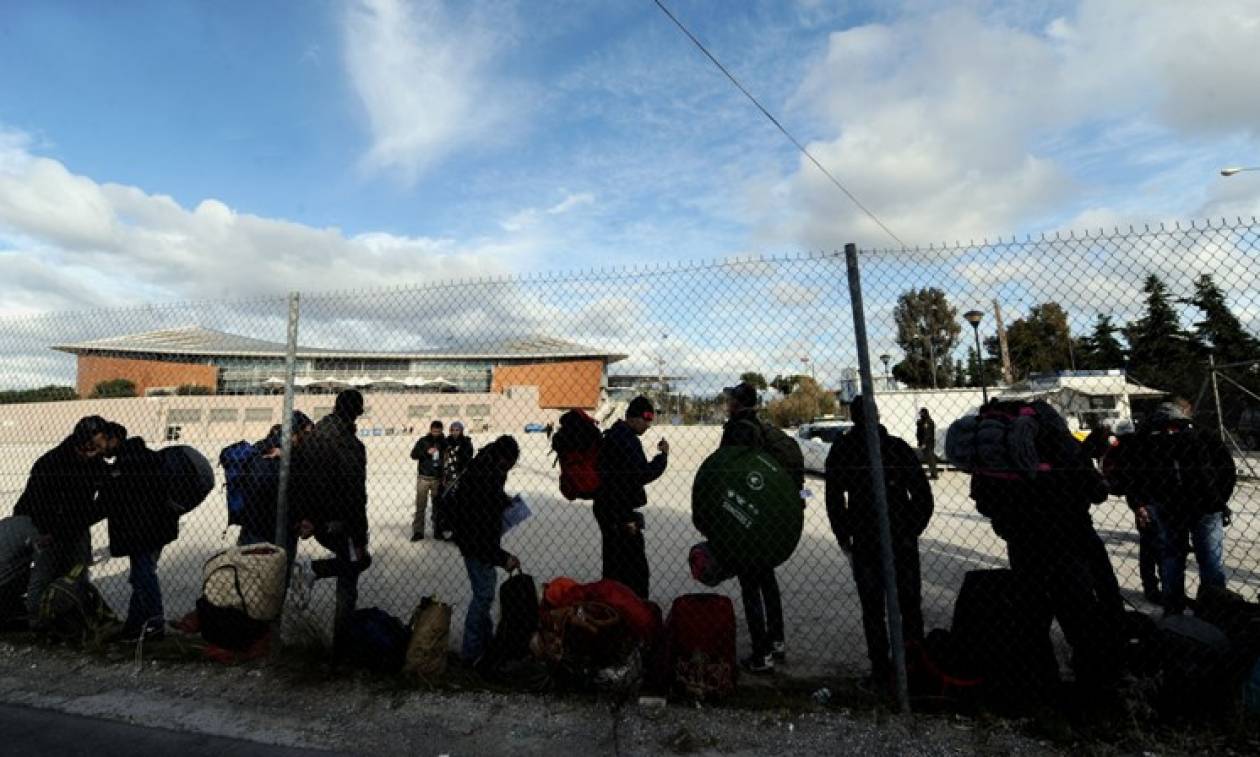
[524,422,547,433]
[795,420,853,473]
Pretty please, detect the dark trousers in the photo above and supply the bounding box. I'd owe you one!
[312,540,371,656]
[1138,522,1161,595]
[125,549,164,633]
[595,513,649,600]
[738,568,783,658]
[1082,524,1124,617]
[920,445,939,479]
[1004,522,1121,688]
[851,538,924,676]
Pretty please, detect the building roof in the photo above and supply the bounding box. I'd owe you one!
[54,326,627,363]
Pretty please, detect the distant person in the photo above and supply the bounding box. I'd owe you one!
[826,396,933,686]
[437,421,476,541]
[1122,401,1236,615]
[14,416,109,622]
[410,420,447,541]
[916,409,939,480]
[594,396,669,599]
[718,381,803,674]
[545,422,554,442]
[451,436,522,664]
[292,390,371,657]
[237,412,316,560]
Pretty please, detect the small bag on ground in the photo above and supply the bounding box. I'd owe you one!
[486,571,540,666]
[405,597,452,680]
[38,564,120,647]
[688,542,735,588]
[202,544,287,622]
[346,607,410,674]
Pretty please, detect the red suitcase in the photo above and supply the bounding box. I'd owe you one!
[666,593,737,700]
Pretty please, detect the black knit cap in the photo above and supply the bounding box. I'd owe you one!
[723,382,758,409]
[626,396,655,420]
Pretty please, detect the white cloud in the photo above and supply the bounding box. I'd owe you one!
[547,192,595,215]
[754,0,1260,250]
[343,0,523,183]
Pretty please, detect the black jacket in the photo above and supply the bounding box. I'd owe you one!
[13,437,106,540]
[239,452,287,542]
[102,437,179,557]
[594,420,667,525]
[442,436,475,488]
[916,417,936,448]
[411,434,447,478]
[294,413,369,548]
[826,424,934,545]
[452,450,513,567]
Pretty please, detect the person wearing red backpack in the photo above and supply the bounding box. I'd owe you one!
[594,397,668,599]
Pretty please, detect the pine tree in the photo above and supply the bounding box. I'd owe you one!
[1124,275,1201,397]
[1187,274,1260,365]
[1077,314,1127,369]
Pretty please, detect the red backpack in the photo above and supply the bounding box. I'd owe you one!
[552,410,602,500]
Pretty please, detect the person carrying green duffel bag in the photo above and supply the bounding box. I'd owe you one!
[692,382,806,674]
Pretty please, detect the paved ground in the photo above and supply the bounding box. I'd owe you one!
[3,426,1258,678]
[0,702,345,757]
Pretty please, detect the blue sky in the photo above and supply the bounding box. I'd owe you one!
[1,0,1259,387]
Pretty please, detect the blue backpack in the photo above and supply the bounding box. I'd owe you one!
[218,441,260,529]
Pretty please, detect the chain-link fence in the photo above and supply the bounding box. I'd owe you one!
[1,218,1258,712]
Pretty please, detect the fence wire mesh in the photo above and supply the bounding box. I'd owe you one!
[1,218,1257,708]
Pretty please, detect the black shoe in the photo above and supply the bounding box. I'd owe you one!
[771,641,787,662]
[1143,588,1162,605]
[112,624,165,644]
[742,653,774,674]
[411,532,424,542]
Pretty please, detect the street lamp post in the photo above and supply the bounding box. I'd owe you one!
[879,353,891,388]
[963,310,989,404]
[1221,166,1260,176]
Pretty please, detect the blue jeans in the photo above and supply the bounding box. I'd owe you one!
[1152,506,1226,614]
[126,549,164,632]
[462,557,497,662]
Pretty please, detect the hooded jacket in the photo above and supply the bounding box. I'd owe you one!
[594,420,667,525]
[452,446,513,568]
[294,413,369,548]
[825,423,934,545]
[13,437,106,540]
[102,437,180,557]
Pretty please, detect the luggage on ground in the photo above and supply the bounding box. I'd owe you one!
[905,630,984,705]
[0,515,38,622]
[346,607,410,673]
[203,544,287,621]
[37,564,120,647]
[690,447,803,572]
[405,596,452,681]
[552,410,602,500]
[665,593,737,700]
[949,569,1059,703]
[486,571,540,666]
[161,445,216,515]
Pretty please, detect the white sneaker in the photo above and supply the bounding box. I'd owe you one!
[291,555,316,609]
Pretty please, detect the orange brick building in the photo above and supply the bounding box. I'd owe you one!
[55,327,625,410]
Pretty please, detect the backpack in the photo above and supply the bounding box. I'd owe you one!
[734,417,806,492]
[946,400,1078,480]
[219,441,259,528]
[405,597,453,681]
[161,445,216,514]
[552,410,602,500]
[346,608,410,674]
[38,564,120,647]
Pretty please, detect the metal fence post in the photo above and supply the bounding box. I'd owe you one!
[844,243,911,714]
[275,292,301,552]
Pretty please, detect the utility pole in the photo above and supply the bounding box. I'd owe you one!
[993,299,1014,384]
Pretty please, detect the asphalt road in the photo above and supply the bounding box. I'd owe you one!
[0,703,348,757]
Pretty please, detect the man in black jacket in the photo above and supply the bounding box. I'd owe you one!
[594,396,668,599]
[14,416,109,621]
[436,421,475,540]
[452,436,522,663]
[292,390,371,656]
[237,412,315,573]
[826,397,933,684]
[410,420,447,541]
[916,409,938,480]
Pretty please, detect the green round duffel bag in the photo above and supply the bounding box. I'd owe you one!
[690,446,803,571]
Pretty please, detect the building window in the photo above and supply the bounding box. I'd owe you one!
[244,408,272,423]
[465,404,491,418]
[437,404,461,418]
[165,425,183,442]
[407,405,433,419]
[209,409,238,424]
[167,409,202,424]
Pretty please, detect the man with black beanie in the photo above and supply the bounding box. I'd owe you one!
[594,396,669,599]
